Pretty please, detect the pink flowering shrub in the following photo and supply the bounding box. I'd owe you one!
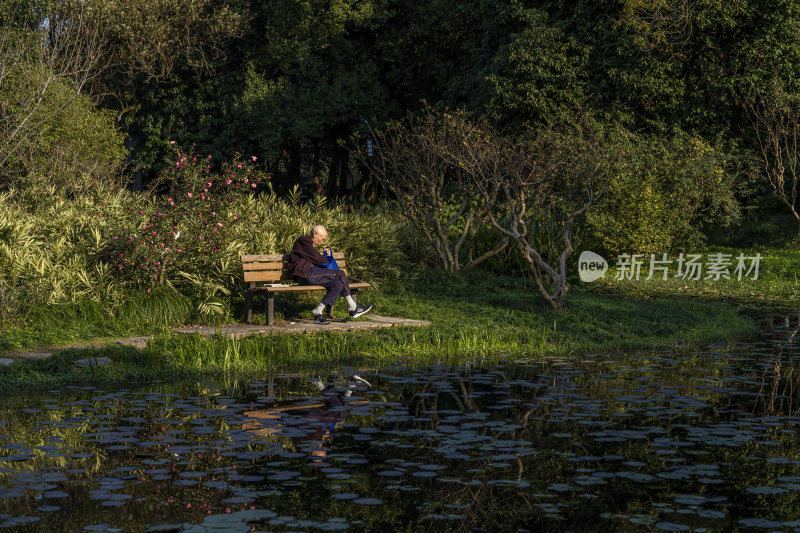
[102,146,268,295]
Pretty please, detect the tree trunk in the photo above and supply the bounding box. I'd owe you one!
[288,139,302,185]
[312,140,321,194]
[337,149,350,199]
[327,147,340,200]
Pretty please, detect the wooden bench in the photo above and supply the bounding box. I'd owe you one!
[241,253,371,325]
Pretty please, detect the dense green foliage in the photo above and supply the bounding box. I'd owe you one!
[586,129,741,254]
[5,1,799,228]
[0,158,406,341]
[5,0,776,198]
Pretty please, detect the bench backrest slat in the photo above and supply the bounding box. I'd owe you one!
[241,252,344,262]
[243,262,286,271]
[244,271,292,282]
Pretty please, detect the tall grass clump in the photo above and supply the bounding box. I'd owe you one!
[0,146,409,350]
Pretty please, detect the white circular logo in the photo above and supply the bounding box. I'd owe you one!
[578,251,608,282]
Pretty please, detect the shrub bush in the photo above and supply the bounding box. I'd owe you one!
[585,129,740,255]
[0,28,127,194]
[1,149,410,332]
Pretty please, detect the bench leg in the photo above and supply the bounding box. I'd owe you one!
[266,293,275,326]
[244,290,253,324]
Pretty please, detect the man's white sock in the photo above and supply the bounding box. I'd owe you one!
[345,295,357,311]
[313,303,325,315]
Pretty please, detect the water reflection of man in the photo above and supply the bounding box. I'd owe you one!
[243,376,371,458]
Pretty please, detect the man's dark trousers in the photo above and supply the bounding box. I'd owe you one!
[299,266,352,307]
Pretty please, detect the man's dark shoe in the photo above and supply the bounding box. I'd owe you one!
[313,313,330,325]
[348,303,373,319]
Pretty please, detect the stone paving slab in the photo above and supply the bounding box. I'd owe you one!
[171,314,430,338]
[114,337,150,349]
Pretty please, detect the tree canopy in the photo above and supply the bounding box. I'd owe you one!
[4,0,800,215]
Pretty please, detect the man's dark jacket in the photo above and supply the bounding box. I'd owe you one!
[287,235,326,280]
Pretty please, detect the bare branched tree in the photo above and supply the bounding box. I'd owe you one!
[0,3,108,182]
[745,85,800,243]
[364,108,508,272]
[467,115,611,311]
[360,107,612,309]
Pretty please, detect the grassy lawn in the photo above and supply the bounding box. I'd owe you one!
[0,290,193,354]
[0,268,757,393]
[590,245,800,302]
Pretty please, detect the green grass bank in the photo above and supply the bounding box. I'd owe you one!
[0,269,757,393]
[592,246,800,302]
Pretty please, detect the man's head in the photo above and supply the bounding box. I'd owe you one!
[311,225,328,246]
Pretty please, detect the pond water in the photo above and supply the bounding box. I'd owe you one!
[2,307,800,532]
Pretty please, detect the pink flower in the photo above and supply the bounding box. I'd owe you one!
[251,156,257,161]
[237,163,243,168]
[169,140,176,145]
[187,192,193,198]
[251,183,257,188]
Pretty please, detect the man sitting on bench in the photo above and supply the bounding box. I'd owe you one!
[287,225,373,324]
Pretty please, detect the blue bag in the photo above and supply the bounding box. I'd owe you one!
[321,249,339,270]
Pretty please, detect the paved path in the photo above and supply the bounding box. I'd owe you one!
[0,315,430,364]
